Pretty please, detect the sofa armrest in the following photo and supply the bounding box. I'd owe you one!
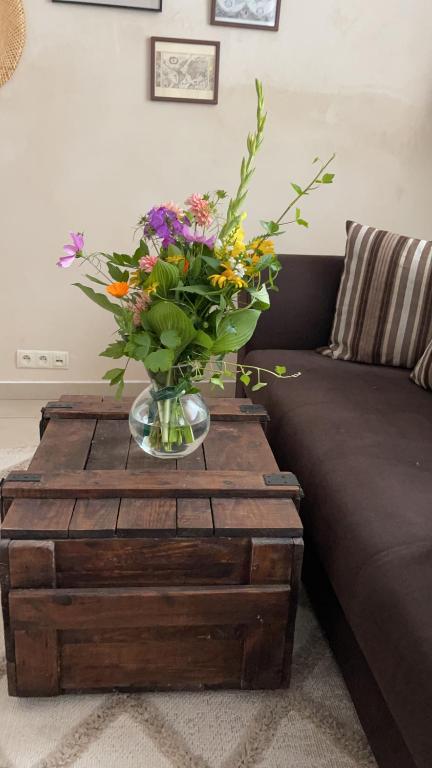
[242,254,344,354]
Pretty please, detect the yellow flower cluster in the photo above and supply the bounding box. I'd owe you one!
[209,268,247,289]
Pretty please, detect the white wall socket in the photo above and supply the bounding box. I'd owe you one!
[17,350,69,369]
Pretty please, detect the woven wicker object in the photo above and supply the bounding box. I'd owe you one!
[0,0,26,88]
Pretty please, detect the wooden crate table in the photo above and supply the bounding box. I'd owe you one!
[0,395,303,696]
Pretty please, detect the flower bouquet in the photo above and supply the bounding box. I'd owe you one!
[58,80,334,458]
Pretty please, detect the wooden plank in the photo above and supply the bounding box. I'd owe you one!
[241,623,286,689]
[42,397,269,423]
[282,537,304,686]
[55,538,250,587]
[0,540,14,663]
[3,470,301,500]
[69,420,131,537]
[249,538,294,584]
[10,585,291,630]
[177,446,213,537]
[204,422,303,537]
[9,541,56,588]
[61,627,243,690]
[117,440,177,536]
[213,498,302,537]
[15,630,59,696]
[2,418,97,539]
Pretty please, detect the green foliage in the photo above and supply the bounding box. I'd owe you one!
[212,309,260,355]
[145,348,174,373]
[148,260,179,296]
[108,263,129,282]
[160,329,181,349]
[275,365,287,375]
[74,284,124,316]
[249,284,270,310]
[146,302,196,348]
[100,341,126,359]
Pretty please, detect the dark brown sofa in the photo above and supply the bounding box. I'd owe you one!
[238,255,432,768]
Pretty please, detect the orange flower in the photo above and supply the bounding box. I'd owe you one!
[106,281,129,298]
[183,259,190,274]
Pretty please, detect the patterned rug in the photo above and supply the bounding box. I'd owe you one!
[0,449,377,768]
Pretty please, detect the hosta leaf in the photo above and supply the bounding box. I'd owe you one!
[148,260,179,296]
[212,309,260,355]
[146,302,196,348]
[160,329,181,349]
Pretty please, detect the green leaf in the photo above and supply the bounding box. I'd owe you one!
[74,283,123,316]
[296,218,309,228]
[321,173,335,184]
[132,240,149,265]
[200,252,220,270]
[252,381,267,391]
[160,329,181,349]
[210,376,225,390]
[240,373,251,386]
[178,285,216,297]
[85,274,107,286]
[102,367,124,383]
[148,259,179,297]
[108,263,129,282]
[146,302,196,348]
[100,341,126,359]
[249,284,270,310]
[274,365,287,375]
[312,156,319,164]
[194,330,213,349]
[260,219,280,235]
[144,348,174,373]
[216,189,228,199]
[212,308,260,355]
[291,183,303,196]
[166,244,183,258]
[123,331,151,362]
[115,378,125,400]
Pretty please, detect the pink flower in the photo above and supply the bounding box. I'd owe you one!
[57,232,84,268]
[139,254,159,273]
[186,194,213,227]
[131,292,151,326]
[161,201,184,218]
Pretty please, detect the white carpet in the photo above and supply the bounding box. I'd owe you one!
[0,448,377,768]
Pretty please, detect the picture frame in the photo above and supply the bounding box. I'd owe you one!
[210,0,281,31]
[52,0,162,11]
[151,37,220,105]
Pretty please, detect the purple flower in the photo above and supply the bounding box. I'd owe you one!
[57,232,84,268]
[143,206,185,248]
[182,226,216,249]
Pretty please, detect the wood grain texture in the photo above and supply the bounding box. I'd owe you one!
[61,627,243,690]
[3,470,301,500]
[241,623,287,689]
[0,540,14,663]
[43,397,269,423]
[9,541,56,589]
[282,537,304,686]
[10,585,291,630]
[249,538,294,584]
[2,418,97,539]
[69,419,131,537]
[55,538,250,587]
[15,629,59,696]
[177,446,213,536]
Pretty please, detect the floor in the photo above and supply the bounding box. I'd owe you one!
[0,400,44,449]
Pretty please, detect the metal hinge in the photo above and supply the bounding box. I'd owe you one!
[240,404,268,415]
[6,473,42,483]
[264,472,304,498]
[45,402,74,409]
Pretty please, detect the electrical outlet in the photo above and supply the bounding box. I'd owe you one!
[16,350,69,369]
[52,351,69,369]
[17,350,36,368]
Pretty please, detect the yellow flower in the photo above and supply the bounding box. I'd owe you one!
[146,281,159,295]
[209,269,246,290]
[106,281,129,298]
[166,254,184,265]
[129,270,141,287]
[248,238,275,255]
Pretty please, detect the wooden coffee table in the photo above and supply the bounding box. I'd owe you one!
[0,395,303,697]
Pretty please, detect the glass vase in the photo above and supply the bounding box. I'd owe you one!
[129,369,210,459]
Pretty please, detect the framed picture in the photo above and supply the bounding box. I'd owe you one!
[52,0,162,10]
[151,37,220,105]
[210,0,281,31]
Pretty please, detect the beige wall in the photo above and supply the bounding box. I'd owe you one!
[1,0,432,393]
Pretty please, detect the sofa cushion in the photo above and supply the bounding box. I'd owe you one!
[411,338,432,391]
[321,221,432,368]
[244,348,432,768]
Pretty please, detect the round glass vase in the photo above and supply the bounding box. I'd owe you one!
[129,371,210,459]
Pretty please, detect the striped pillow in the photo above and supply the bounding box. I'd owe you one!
[321,221,432,367]
[411,339,432,390]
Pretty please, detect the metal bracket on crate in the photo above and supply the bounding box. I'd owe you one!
[6,473,42,483]
[45,402,74,409]
[239,404,269,420]
[264,472,304,501]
